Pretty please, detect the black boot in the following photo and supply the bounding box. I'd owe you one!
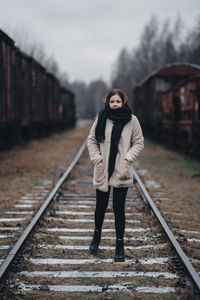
[89,229,101,254]
[114,239,125,262]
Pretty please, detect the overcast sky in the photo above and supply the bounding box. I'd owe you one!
[0,0,199,84]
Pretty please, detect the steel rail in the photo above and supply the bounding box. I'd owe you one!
[0,138,87,280]
[133,168,200,292]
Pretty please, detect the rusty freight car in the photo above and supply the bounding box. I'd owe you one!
[133,63,200,157]
[30,58,47,137]
[46,73,59,131]
[0,30,18,148]
[161,76,200,156]
[0,28,76,150]
[59,87,76,129]
[16,50,32,139]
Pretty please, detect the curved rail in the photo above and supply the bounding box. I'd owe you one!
[133,168,200,292]
[0,138,87,280]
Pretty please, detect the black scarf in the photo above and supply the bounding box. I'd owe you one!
[95,103,132,179]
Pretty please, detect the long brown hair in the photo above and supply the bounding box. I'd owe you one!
[103,89,127,105]
[92,89,128,123]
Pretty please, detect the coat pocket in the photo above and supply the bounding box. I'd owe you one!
[94,162,104,183]
[119,159,132,180]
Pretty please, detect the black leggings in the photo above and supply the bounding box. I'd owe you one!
[94,186,128,239]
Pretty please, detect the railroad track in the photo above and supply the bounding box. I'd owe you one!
[0,139,200,299]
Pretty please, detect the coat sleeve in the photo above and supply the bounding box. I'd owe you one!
[87,117,103,164]
[125,115,144,162]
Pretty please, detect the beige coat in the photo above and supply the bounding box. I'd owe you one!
[87,114,144,192]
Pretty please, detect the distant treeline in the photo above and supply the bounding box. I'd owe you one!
[74,15,200,118]
[4,15,200,118]
[111,15,200,107]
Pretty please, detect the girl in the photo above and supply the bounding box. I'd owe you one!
[87,88,144,262]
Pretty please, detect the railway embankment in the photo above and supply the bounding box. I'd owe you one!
[136,138,200,219]
[0,128,199,221]
[0,124,90,212]
[0,123,200,298]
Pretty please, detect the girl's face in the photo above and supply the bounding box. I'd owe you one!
[109,94,123,109]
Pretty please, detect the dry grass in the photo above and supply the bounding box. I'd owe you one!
[137,138,200,218]
[0,129,199,221]
[0,125,90,211]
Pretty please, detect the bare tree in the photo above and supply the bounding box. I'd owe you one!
[45,54,59,77]
[186,16,200,64]
[111,48,133,101]
[4,23,61,77]
[135,16,159,75]
[70,81,89,118]
[70,78,108,119]
[58,71,70,89]
[111,14,188,94]
[88,79,108,113]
